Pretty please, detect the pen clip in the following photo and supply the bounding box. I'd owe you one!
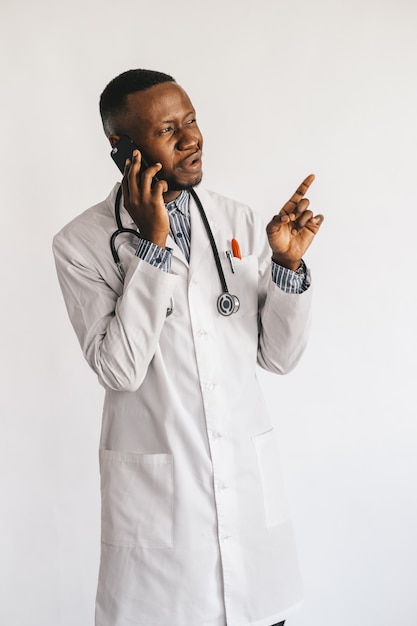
[225,250,235,274]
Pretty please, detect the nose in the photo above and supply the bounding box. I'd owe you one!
[176,126,200,152]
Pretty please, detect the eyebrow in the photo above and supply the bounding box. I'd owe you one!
[157,111,196,125]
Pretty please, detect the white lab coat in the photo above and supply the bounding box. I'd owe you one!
[53,184,312,626]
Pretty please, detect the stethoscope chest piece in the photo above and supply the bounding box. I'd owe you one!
[217,293,240,316]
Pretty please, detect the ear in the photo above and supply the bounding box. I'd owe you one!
[109,134,121,148]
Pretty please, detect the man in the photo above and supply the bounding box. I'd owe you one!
[53,69,323,626]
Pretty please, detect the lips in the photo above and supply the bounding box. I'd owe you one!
[177,150,202,170]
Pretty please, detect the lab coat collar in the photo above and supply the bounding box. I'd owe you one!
[107,183,133,229]
[189,187,220,278]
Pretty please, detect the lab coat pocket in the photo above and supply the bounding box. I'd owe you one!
[100,450,174,549]
[252,429,290,527]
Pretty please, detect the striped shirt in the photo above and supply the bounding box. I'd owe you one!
[136,190,310,294]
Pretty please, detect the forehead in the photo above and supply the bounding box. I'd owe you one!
[125,82,195,128]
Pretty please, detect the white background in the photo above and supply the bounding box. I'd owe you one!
[1,1,416,624]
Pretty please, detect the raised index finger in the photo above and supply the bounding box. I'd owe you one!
[287,173,315,206]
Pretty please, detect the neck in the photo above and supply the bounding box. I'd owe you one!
[163,189,183,203]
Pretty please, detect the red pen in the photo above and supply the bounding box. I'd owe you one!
[231,238,242,259]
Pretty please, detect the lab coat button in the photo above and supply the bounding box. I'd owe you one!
[198,329,207,337]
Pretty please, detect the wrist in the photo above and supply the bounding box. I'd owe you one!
[140,231,169,249]
[272,253,302,272]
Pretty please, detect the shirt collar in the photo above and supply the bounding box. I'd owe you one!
[165,190,190,218]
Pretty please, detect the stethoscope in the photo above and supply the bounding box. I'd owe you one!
[110,186,240,317]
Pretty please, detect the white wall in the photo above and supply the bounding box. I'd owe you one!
[1,1,416,624]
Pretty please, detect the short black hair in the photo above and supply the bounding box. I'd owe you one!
[99,68,175,137]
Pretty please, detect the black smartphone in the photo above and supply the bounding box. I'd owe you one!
[110,135,159,182]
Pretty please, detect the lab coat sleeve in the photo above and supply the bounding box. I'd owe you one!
[53,231,177,392]
[255,215,313,375]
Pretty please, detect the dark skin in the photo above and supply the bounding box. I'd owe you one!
[109,82,324,270]
[267,173,323,271]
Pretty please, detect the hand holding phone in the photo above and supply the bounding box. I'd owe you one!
[111,135,160,181]
[111,135,169,247]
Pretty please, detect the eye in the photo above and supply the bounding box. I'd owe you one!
[186,118,196,125]
[159,126,174,135]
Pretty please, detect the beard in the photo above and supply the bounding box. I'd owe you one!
[161,171,203,192]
